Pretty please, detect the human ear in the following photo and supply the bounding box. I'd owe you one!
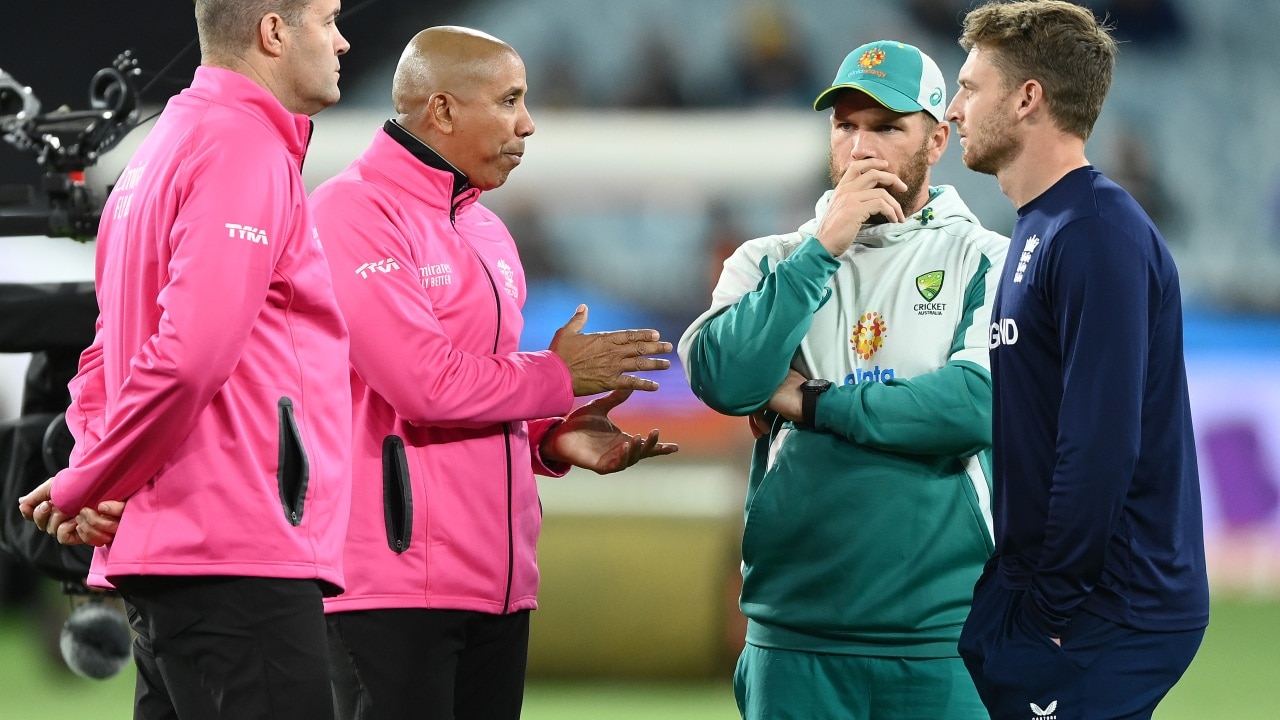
[259,13,288,57]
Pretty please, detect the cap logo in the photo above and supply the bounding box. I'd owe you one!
[858,49,886,71]
[929,88,943,107]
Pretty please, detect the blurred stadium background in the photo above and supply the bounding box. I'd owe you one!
[3,0,1279,717]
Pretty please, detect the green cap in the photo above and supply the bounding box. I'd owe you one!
[813,40,947,122]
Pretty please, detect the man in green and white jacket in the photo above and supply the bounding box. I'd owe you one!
[679,40,1009,720]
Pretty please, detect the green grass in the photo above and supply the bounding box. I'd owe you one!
[1155,595,1280,720]
[0,595,1274,719]
[525,682,737,719]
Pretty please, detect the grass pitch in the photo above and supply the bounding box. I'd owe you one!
[0,594,1273,719]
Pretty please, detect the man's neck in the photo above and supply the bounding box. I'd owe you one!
[998,133,1089,209]
[203,55,292,112]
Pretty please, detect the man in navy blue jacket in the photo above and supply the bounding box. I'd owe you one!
[945,2,1209,718]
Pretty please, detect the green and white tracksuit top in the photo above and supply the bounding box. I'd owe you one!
[679,185,1010,657]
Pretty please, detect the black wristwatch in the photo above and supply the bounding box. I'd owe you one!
[799,379,833,429]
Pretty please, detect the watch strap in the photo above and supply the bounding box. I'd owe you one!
[800,379,831,429]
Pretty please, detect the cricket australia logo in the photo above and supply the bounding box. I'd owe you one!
[355,258,400,278]
[914,270,947,316]
[851,310,887,360]
[916,270,944,301]
[1014,235,1040,283]
[225,223,268,245]
[1030,700,1058,719]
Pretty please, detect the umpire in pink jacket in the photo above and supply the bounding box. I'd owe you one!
[21,2,353,719]
[311,26,678,720]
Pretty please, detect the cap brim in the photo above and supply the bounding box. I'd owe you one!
[813,81,925,115]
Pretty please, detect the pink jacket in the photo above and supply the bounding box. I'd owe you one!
[51,66,353,592]
[311,122,574,614]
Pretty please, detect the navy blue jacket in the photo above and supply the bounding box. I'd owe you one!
[988,166,1209,636]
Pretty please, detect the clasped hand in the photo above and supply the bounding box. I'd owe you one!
[18,478,124,547]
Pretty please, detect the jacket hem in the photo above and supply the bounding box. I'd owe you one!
[103,561,344,594]
[745,618,963,658]
[323,592,539,614]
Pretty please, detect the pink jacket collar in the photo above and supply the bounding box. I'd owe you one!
[369,120,482,215]
[186,65,313,165]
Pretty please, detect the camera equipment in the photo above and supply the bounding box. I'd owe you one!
[1,54,146,680]
[0,282,132,680]
[60,587,133,680]
[0,51,142,241]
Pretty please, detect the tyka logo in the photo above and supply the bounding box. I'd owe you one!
[225,223,268,245]
[1030,700,1058,719]
[355,258,400,278]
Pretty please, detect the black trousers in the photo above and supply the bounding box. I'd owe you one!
[117,576,335,720]
[327,608,531,720]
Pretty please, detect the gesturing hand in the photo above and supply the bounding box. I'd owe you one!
[541,389,679,474]
[549,305,673,396]
[814,158,908,257]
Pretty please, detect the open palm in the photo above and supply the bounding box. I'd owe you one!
[542,390,678,473]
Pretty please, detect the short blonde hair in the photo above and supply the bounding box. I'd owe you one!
[959,0,1117,141]
[194,0,312,58]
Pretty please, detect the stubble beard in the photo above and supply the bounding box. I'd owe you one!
[961,110,1022,177]
[828,136,933,225]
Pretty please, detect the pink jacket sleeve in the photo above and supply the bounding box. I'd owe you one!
[50,147,286,513]
[313,188,573,427]
[65,318,106,467]
[527,417,571,477]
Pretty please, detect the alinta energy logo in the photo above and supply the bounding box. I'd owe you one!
[851,310,887,360]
